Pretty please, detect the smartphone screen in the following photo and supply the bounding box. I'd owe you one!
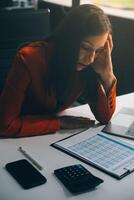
[5,159,47,189]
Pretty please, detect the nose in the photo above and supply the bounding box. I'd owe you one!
[85,51,96,65]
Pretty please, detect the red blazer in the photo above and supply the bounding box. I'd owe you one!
[0,41,116,137]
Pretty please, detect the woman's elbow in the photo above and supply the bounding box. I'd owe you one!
[96,110,115,125]
[98,116,111,125]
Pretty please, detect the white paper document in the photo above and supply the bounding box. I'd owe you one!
[51,129,134,179]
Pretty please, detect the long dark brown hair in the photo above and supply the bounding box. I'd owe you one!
[45,4,112,107]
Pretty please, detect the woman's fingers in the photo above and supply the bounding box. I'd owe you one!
[108,34,113,53]
[103,34,113,55]
[59,115,95,129]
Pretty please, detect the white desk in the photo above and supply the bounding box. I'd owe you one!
[0,93,134,200]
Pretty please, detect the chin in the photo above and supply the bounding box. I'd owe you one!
[77,63,91,71]
[77,63,86,71]
[77,67,87,72]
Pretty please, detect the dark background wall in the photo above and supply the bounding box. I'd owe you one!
[109,16,134,95]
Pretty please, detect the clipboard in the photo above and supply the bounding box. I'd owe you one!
[51,129,134,179]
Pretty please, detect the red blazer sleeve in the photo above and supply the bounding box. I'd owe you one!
[88,80,116,124]
[0,52,60,138]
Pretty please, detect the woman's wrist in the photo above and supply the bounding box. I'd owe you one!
[99,72,116,95]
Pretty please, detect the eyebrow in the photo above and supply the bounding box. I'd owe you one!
[83,41,94,47]
[82,40,98,50]
[82,41,105,51]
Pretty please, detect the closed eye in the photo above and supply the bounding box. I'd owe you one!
[80,44,94,53]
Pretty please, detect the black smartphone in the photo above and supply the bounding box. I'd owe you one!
[5,159,47,189]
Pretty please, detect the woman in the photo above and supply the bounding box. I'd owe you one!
[0,4,116,137]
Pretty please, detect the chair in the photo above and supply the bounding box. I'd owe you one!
[0,8,51,92]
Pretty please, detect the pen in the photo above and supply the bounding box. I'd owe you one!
[18,146,43,171]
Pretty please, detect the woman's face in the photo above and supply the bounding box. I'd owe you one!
[77,32,109,71]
